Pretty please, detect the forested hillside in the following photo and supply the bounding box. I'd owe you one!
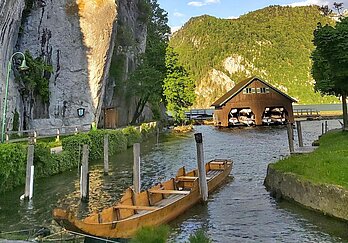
[169,5,338,107]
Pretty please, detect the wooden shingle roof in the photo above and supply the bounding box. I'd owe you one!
[211,76,297,107]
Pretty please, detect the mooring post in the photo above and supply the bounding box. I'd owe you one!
[296,121,303,147]
[133,143,141,193]
[325,121,328,133]
[104,134,109,175]
[80,144,89,202]
[287,123,294,153]
[194,133,208,202]
[24,144,35,200]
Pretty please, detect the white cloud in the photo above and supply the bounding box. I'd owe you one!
[226,16,239,19]
[174,12,185,17]
[288,0,329,7]
[188,0,220,7]
[188,1,206,7]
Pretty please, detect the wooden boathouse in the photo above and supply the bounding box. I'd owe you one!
[211,76,297,127]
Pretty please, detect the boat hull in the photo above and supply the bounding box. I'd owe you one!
[53,160,232,239]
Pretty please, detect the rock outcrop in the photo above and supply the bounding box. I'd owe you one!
[0,0,25,132]
[0,0,148,134]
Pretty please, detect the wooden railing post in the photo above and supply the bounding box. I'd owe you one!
[133,143,141,193]
[194,133,208,202]
[56,128,60,142]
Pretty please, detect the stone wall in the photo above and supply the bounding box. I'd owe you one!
[264,165,348,221]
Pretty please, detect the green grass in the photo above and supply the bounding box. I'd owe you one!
[272,130,348,188]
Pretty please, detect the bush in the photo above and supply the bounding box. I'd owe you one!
[188,229,211,243]
[122,126,142,147]
[0,144,27,193]
[131,225,170,243]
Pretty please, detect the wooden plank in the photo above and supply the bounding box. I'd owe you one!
[177,176,211,181]
[114,205,159,211]
[148,189,190,195]
[209,161,226,165]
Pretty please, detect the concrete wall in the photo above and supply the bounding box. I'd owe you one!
[264,165,348,221]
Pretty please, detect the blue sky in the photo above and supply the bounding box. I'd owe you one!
[158,0,348,32]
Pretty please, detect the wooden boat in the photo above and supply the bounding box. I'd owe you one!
[53,159,233,239]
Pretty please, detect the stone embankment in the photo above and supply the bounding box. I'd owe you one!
[264,166,348,221]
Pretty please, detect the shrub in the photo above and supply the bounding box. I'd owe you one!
[130,225,170,243]
[122,126,142,147]
[0,144,27,193]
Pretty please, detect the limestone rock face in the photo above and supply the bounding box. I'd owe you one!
[195,69,234,108]
[1,0,147,133]
[17,0,117,130]
[0,0,25,132]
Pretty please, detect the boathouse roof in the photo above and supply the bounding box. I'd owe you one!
[211,76,297,107]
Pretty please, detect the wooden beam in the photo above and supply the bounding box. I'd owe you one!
[114,205,159,211]
[148,189,190,195]
[176,176,211,181]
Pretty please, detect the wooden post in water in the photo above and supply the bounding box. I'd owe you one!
[24,144,35,199]
[80,144,89,202]
[296,121,303,147]
[104,134,109,175]
[287,123,294,153]
[194,133,208,202]
[133,143,141,193]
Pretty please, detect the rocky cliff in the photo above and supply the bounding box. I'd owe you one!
[0,0,147,134]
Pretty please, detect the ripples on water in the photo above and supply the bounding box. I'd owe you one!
[1,120,348,242]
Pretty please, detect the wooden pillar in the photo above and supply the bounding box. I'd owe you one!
[194,133,208,202]
[104,134,109,175]
[80,144,89,202]
[133,143,141,193]
[296,121,303,147]
[24,144,35,199]
[322,122,324,135]
[287,123,294,153]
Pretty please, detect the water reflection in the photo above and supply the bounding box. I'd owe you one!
[0,120,347,242]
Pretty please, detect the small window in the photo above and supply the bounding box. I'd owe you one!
[243,88,253,94]
[259,87,270,94]
[256,88,261,93]
[251,88,256,93]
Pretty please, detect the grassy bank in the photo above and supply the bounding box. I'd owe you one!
[271,130,348,189]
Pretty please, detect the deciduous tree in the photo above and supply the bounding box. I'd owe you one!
[311,17,348,129]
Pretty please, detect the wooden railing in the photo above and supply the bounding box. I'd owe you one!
[293,108,320,118]
[5,124,91,143]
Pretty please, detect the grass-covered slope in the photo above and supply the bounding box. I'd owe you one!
[170,5,338,107]
[272,130,348,189]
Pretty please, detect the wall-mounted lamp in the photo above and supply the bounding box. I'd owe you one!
[77,107,85,117]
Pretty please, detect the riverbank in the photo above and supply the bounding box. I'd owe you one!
[264,129,348,221]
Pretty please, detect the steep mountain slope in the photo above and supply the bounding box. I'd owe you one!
[169,5,337,107]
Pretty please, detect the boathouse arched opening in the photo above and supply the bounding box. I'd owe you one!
[228,107,255,126]
[262,107,288,125]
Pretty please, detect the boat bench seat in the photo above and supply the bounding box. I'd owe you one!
[176,176,212,181]
[148,189,190,195]
[114,205,159,211]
